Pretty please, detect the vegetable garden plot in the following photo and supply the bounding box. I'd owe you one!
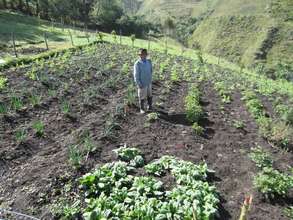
[0,42,292,220]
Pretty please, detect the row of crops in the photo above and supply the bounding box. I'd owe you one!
[0,41,292,219]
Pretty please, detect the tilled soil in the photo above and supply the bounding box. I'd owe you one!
[0,47,292,219]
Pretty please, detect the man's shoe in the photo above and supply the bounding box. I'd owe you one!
[140,109,146,114]
[147,97,153,111]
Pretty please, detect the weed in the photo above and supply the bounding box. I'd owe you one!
[51,198,80,219]
[32,120,45,137]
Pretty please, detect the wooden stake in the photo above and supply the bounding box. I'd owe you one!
[44,33,49,50]
[11,32,18,58]
[68,30,74,46]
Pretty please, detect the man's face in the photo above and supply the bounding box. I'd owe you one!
[139,51,147,60]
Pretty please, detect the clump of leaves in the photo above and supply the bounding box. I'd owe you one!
[254,167,293,198]
[113,146,141,162]
[146,112,159,122]
[32,120,45,137]
[192,122,204,135]
[249,146,273,169]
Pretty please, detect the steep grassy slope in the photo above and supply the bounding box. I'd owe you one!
[136,0,292,71]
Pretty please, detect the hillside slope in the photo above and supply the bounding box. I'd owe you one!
[135,0,293,71]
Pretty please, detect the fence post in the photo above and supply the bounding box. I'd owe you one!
[44,33,49,50]
[11,32,18,58]
[68,30,74,46]
[119,29,122,45]
[148,34,151,51]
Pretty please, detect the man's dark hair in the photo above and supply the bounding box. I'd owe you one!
[138,48,147,54]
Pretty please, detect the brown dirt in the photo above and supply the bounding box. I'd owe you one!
[0,46,292,220]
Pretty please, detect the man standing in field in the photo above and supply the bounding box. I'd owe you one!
[133,48,153,114]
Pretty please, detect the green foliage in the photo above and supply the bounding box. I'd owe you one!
[51,198,80,219]
[233,120,245,129]
[10,95,23,111]
[146,112,159,122]
[113,146,141,162]
[15,128,27,143]
[68,145,82,169]
[284,206,293,219]
[28,93,42,107]
[249,146,273,169]
[170,67,179,82]
[192,122,204,135]
[0,103,7,114]
[61,100,71,114]
[185,84,203,123]
[0,75,7,90]
[254,167,293,198]
[77,149,219,220]
[32,120,45,137]
[241,90,264,118]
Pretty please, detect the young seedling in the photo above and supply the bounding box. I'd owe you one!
[10,95,23,111]
[146,112,159,123]
[192,122,204,135]
[33,120,45,137]
[233,120,245,129]
[29,93,42,107]
[61,100,71,115]
[0,75,8,91]
[249,146,273,169]
[15,128,27,143]
[68,145,82,169]
[0,103,8,114]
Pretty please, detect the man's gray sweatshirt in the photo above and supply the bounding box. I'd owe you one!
[133,59,152,88]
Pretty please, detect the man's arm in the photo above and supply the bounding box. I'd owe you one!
[133,63,143,88]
